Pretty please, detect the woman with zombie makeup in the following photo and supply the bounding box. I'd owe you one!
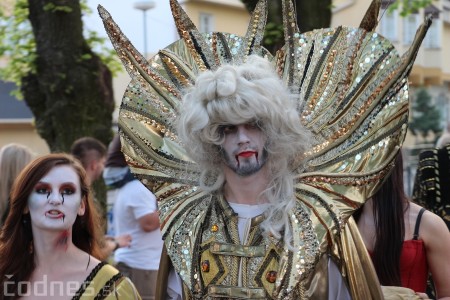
[0,153,140,299]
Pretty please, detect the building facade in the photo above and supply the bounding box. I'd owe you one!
[332,0,450,194]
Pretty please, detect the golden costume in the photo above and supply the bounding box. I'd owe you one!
[74,262,140,300]
[98,0,430,298]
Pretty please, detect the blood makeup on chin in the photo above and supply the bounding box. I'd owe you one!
[235,151,258,167]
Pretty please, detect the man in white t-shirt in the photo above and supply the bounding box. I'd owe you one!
[114,175,162,300]
[111,157,163,299]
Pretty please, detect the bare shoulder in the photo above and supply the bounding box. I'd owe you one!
[86,256,102,273]
[411,202,450,243]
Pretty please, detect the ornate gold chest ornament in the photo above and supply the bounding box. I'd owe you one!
[98,0,430,298]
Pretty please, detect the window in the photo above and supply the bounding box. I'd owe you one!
[424,19,440,48]
[199,13,214,33]
[443,7,450,23]
[403,14,419,45]
[378,11,398,41]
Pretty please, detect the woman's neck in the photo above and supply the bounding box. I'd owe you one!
[32,230,79,269]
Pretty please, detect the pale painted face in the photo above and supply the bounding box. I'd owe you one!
[221,123,268,176]
[27,165,85,232]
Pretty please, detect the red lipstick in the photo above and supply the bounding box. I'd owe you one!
[237,151,256,158]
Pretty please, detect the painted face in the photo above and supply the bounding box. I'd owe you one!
[27,165,85,231]
[220,123,268,176]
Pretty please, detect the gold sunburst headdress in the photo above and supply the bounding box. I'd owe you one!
[99,0,430,297]
[98,0,429,194]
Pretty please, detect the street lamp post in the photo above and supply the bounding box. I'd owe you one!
[134,1,156,57]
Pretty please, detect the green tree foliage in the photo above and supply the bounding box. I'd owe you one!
[0,0,36,99]
[409,88,442,141]
[387,0,435,17]
[0,0,122,152]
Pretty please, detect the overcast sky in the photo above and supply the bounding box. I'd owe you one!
[84,0,176,55]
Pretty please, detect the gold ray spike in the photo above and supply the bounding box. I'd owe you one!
[236,0,268,62]
[280,0,300,87]
[169,0,217,70]
[98,5,182,105]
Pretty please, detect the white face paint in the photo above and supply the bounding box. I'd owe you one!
[221,123,268,176]
[27,165,85,232]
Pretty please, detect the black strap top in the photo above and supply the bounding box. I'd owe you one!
[412,207,426,240]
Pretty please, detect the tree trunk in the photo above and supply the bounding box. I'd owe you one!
[295,0,331,33]
[22,0,114,152]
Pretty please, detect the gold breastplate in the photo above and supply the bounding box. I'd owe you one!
[160,190,323,299]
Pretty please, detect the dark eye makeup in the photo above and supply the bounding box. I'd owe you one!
[219,121,261,136]
[34,183,50,194]
[60,184,76,195]
[33,182,77,196]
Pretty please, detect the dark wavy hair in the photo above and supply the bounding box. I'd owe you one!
[0,153,102,299]
[354,152,408,286]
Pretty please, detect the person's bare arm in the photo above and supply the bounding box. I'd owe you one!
[114,234,132,248]
[100,234,132,258]
[422,212,450,299]
[138,211,160,232]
